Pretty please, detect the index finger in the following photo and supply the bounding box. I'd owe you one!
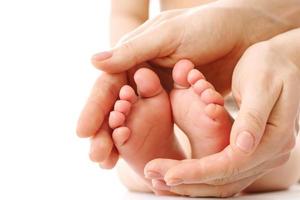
[91,21,181,73]
[76,72,126,137]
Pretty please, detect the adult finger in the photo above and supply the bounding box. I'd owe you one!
[76,72,126,137]
[144,159,181,179]
[91,20,182,73]
[99,147,119,169]
[162,121,294,186]
[89,121,114,162]
[162,143,277,186]
[204,153,290,185]
[153,174,262,197]
[230,46,283,155]
[161,115,297,186]
[145,154,289,186]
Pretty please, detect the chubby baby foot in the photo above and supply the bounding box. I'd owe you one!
[108,68,185,189]
[171,59,233,158]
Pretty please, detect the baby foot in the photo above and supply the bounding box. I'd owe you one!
[170,60,233,158]
[108,68,185,188]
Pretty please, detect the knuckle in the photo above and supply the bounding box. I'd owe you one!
[226,165,241,178]
[223,153,241,178]
[210,177,232,186]
[121,42,139,66]
[243,108,265,134]
[282,135,296,154]
[219,149,240,178]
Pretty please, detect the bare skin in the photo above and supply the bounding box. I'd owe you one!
[145,31,300,196]
[84,0,300,170]
[171,59,232,158]
[81,0,228,190]
[108,64,233,191]
[108,68,185,191]
[77,0,300,196]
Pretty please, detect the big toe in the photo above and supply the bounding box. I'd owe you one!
[134,68,163,98]
[172,59,195,88]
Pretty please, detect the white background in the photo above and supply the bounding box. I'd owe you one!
[0,1,299,200]
[0,1,165,199]
[0,1,122,199]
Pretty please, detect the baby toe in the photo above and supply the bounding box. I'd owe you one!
[119,85,137,103]
[187,69,205,85]
[201,88,224,105]
[112,127,131,146]
[109,111,126,129]
[114,100,131,115]
[192,79,214,95]
[172,59,195,89]
[134,68,163,98]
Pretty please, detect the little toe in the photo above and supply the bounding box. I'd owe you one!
[192,79,214,95]
[205,103,231,123]
[112,127,131,146]
[201,88,224,105]
[187,69,205,85]
[134,68,164,98]
[109,111,126,129]
[172,59,195,88]
[114,100,131,115]
[119,85,137,103]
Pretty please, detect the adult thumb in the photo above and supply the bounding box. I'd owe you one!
[230,82,281,155]
[91,25,179,73]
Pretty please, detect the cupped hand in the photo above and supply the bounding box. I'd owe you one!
[92,0,300,93]
[76,64,174,168]
[77,0,300,169]
[144,39,300,197]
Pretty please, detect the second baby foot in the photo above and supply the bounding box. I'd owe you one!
[108,68,185,189]
[170,59,233,158]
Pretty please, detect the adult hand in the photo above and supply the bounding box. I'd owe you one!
[92,0,300,93]
[76,64,174,168]
[77,0,300,168]
[144,33,300,197]
[76,72,126,168]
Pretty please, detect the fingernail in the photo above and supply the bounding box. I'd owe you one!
[166,178,183,186]
[152,180,171,191]
[92,51,112,61]
[236,131,255,153]
[145,171,162,179]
